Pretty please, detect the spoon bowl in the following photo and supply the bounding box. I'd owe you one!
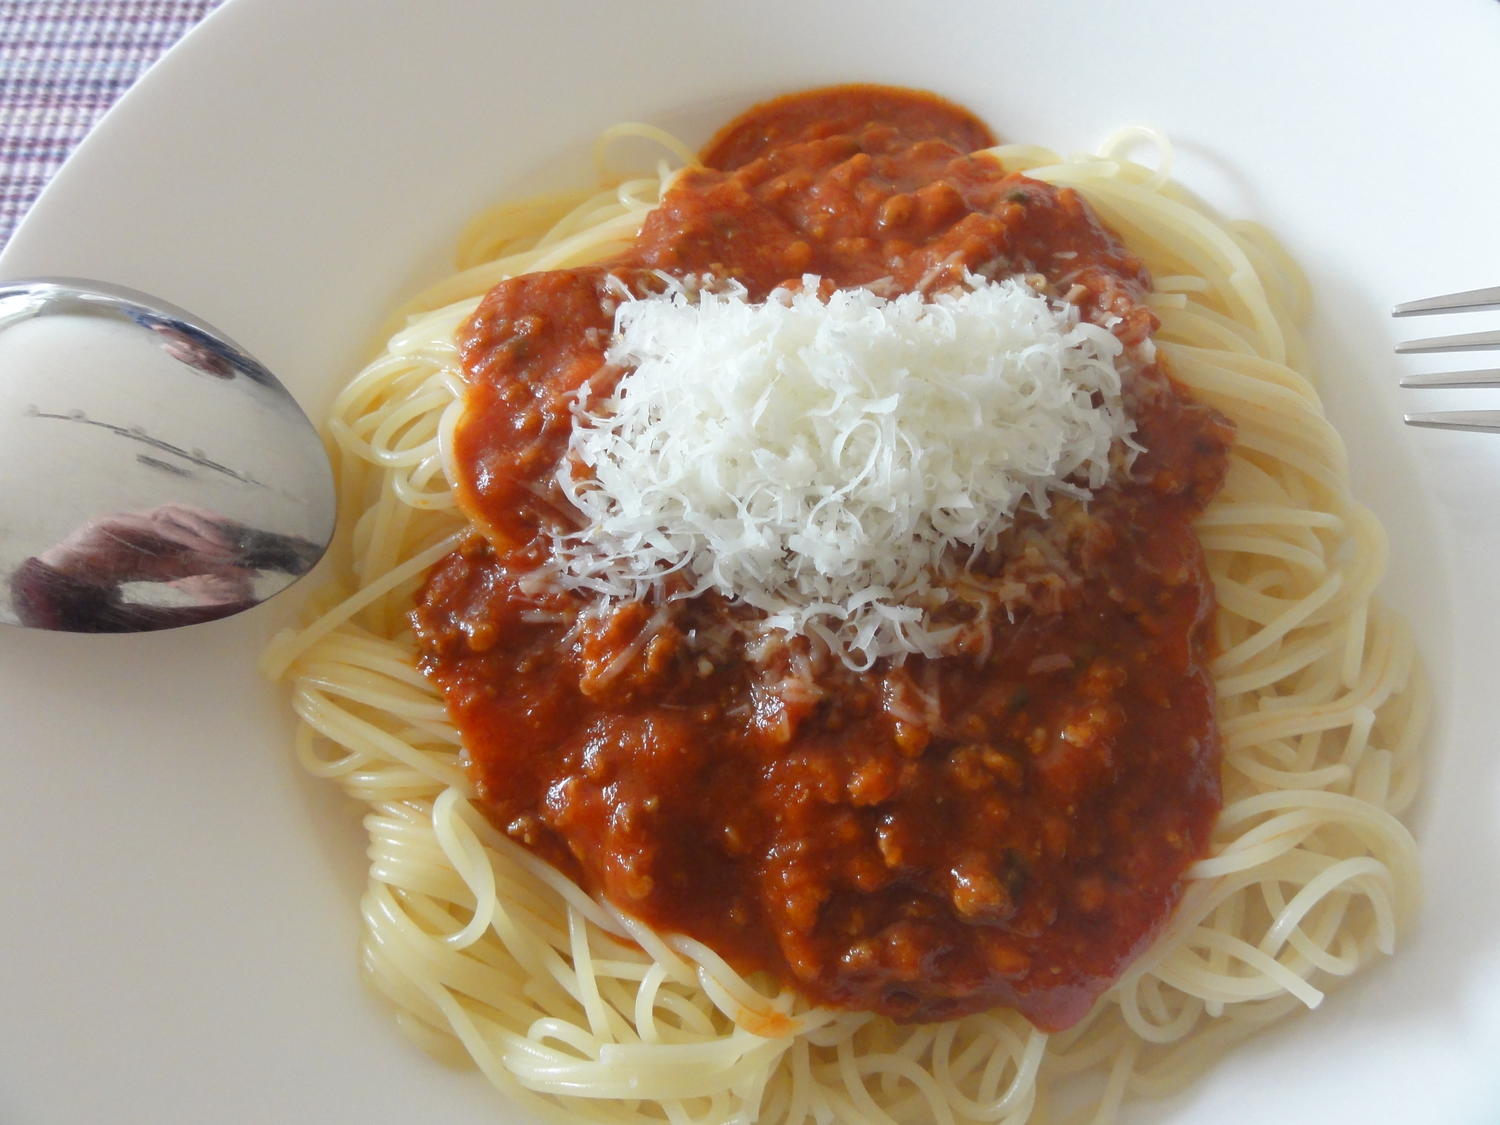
[0,278,336,632]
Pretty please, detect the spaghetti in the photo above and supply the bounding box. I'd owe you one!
[264,90,1424,1125]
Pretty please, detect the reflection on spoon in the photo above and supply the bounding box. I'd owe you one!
[0,278,337,633]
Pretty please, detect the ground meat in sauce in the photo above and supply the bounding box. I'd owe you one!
[411,85,1234,1031]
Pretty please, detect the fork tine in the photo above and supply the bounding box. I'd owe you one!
[1392,285,1500,316]
[1394,328,1500,354]
[1404,410,1500,434]
[1399,368,1500,388]
[1396,288,1500,434]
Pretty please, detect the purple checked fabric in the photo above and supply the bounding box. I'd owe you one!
[0,0,223,249]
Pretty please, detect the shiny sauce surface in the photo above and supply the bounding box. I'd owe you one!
[413,86,1232,1029]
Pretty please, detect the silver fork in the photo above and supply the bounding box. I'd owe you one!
[1394,284,1500,433]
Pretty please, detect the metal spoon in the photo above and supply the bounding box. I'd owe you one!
[0,278,336,633]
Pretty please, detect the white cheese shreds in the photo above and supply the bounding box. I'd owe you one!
[553,274,1136,668]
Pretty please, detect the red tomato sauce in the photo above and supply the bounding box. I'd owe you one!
[412,86,1233,1030]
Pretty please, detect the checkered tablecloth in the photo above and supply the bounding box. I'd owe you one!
[0,0,222,250]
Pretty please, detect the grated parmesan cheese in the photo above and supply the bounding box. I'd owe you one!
[553,275,1137,668]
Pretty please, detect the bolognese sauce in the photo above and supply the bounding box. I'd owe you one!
[411,86,1233,1030]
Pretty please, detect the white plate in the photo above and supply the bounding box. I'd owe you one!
[3,1,1498,1122]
